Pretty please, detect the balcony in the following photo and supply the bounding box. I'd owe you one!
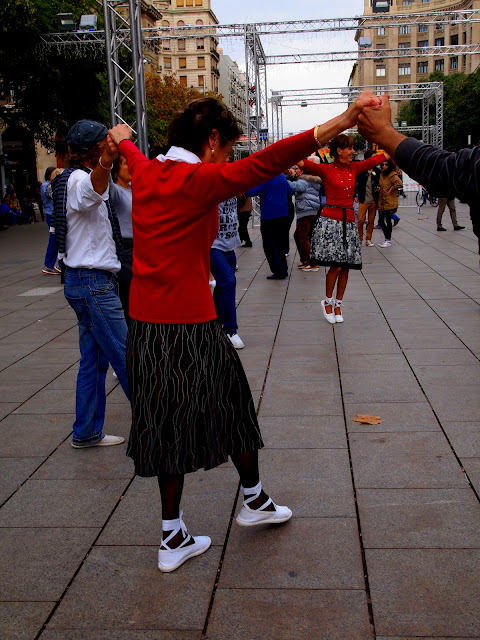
[212,67,220,77]
[210,47,220,61]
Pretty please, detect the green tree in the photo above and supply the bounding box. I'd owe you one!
[0,0,108,147]
[146,74,223,154]
[397,70,480,150]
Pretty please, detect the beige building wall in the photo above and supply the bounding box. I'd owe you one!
[217,51,247,131]
[153,0,220,94]
[352,0,480,120]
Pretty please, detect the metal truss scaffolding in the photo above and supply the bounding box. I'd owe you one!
[271,83,444,148]
[102,0,148,154]
[38,9,475,151]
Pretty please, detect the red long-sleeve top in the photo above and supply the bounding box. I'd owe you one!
[303,154,386,223]
[119,128,319,324]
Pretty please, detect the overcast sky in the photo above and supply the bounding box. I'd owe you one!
[213,0,365,134]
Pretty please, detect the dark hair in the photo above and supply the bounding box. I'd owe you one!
[381,158,396,172]
[167,97,241,156]
[329,133,354,159]
[67,141,103,169]
[364,149,374,160]
[44,166,56,181]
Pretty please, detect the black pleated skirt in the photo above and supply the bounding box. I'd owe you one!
[126,319,263,476]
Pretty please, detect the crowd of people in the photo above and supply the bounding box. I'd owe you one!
[5,88,476,575]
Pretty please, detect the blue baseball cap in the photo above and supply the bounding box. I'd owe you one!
[66,120,108,151]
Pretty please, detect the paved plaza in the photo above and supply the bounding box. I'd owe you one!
[1,201,480,640]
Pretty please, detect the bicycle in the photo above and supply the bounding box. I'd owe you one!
[416,186,438,207]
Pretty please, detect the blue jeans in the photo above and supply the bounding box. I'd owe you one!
[44,215,58,268]
[210,248,238,336]
[64,267,129,445]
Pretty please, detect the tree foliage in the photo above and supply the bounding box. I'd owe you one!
[0,0,108,147]
[397,70,480,151]
[146,74,222,154]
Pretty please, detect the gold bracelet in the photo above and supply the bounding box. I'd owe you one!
[99,157,113,172]
[313,125,322,148]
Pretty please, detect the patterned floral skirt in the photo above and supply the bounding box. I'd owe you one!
[310,216,362,270]
[126,319,263,477]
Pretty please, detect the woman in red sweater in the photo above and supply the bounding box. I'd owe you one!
[300,135,385,324]
[108,93,381,573]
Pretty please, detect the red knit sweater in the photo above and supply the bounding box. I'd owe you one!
[303,154,386,223]
[119,129,318,323]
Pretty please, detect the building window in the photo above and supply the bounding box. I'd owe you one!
[377,27,385,35]
[417,60,428,73]
[198,75,204,87]
[376,65,386,76]
[186,0,193,6]
[164,57,172,69]
[450,56,458,69]
[162,39,170,50]
[435,37,444,47]
[179,57,186,68]
[197,38,204,49]
[180,76,187,86]
[435,58,444,71]
[196,19,203,25]
[402,0,413,4]
[176,0,184,5]
[178,39,186,50]
[436,21,444,30]
[418,24,428,32]
[418,40,428,50]
[198,56,205,69]
[399,42,411,54]
[399,25,410,35]
[177,20,185,26]
[195,0,202,5]
[162,20,169,26]
[376,43,386,58]
[398,63,411,75]
[451,34,459,45]
[421,0,430,3]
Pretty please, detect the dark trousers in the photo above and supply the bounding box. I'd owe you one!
[238,211,252,245]
[379,209,395,241]
[261,217,288,277]
[293,215,316,264]
[210,248,237,336]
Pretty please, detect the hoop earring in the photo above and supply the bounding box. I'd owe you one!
[211,148,215,155]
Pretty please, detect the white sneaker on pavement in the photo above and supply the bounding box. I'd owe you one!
[71,435,125,448]
[228,333,245,349]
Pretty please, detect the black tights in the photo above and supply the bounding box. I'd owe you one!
[379,209,394,241]
[158,450,260,520]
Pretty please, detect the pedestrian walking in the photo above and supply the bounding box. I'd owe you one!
[437,197,465,231]
[377,159,403,248]
[355,149,380,247]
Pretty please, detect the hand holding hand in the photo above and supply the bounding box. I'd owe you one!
[345,90,382,128]
[108,124,133,149]
[357,94,393,142]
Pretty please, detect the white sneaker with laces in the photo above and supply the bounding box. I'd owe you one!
[379,240,391,247]
[158,511,211,572]
[236,481,292,527]
[228,333,245,349]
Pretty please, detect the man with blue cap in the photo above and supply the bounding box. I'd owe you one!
[52,119,129,448]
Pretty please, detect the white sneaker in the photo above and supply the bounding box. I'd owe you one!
[321,299,336,324]
[236,481,292,527]
[334,300,344,323]
[228,333,245,349]
[71,434,125,448]
[365,240,375,247]
[158,512,211,572]
[379,240,391,247]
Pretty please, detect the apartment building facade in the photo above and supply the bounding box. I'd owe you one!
[351,0,480,119]
[153,0,220,94]
[217,50,247,132]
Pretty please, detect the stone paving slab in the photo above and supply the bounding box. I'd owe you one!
[0,527,100,600]
[42,632,201,640]
[0,602,55,640]
[0,414,72,457]
[349,432,468,488]
[205,589,373,640]
[259,415,348,449]
[47,546,221,632]
[344,401,440,433]
[366,549,480,637]
[357,488,480,548]
[0,457,44,504]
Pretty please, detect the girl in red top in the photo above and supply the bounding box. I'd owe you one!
[108,92,381,573]
[301,134,385,324]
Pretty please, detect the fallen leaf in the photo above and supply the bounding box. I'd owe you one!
[352,413,382,425]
